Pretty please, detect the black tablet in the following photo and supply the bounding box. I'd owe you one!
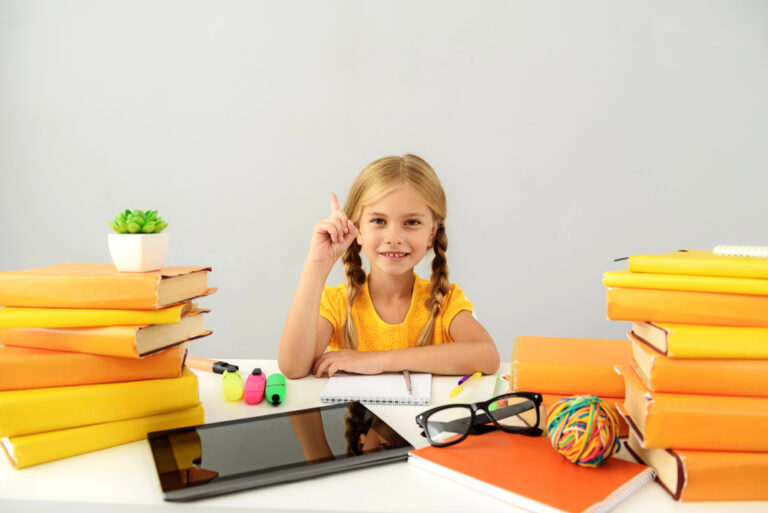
[147,402,414,501]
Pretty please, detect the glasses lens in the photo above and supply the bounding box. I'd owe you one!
[424,406,473,445]
[488,396,539,430]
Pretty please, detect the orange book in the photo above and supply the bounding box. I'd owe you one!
[0,345,186,390]
[629,332,768,397]
[617,364,768,451]
[511,336,630,397]
[606,287,768,327]
[408,431,655,513]
[0,309,211,358]
[540,394,629,437]
[622,415,768,501]
[0,263,215,309]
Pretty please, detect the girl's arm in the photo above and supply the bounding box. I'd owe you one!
[278,193,358,379]
[312,310,500,377]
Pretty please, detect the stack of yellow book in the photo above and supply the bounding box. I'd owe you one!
[603,250,768,501]
[0,263,214,468]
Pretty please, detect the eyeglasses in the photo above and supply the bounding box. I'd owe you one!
[415,392,543,447]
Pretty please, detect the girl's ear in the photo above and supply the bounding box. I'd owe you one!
[428,220,439,247]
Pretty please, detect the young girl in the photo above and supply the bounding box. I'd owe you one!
[278,154,499,379]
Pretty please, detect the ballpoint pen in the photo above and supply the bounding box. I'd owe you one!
[402,370,413,395]
[450,371,482,398]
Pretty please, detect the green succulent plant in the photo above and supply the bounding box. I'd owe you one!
[109,209,168,234]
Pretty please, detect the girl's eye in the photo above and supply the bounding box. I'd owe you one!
[405,219,421,226]
[370,218,385,225]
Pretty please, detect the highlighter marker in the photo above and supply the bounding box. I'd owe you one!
[265,373,286,406]
[244,368,266,404]
[186,356,239,374]
[221,365,244,401]
[449,371,482,398]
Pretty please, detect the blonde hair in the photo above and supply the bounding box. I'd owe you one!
[340,154,450,349]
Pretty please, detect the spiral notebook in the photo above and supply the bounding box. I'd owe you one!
[320,372,431,405]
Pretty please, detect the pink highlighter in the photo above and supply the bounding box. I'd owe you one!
[244,368,266,404]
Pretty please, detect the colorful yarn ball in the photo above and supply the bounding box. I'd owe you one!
[545,395,620,467]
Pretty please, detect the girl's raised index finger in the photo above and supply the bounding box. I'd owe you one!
[329,192,341,214]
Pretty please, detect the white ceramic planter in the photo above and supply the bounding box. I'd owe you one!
[107,233,169,272]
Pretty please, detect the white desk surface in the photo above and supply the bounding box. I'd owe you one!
[1,359,766,513]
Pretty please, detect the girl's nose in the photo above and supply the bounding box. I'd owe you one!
[385,225,404,245]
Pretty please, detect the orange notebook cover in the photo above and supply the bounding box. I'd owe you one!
[621,411,768,501]
[628,331,768,397]
[408,431,655,513]
[0,263,215,309]
[617,364,768,451]
[0,309,211,358]
[606,287,768,327]
[540,394,629,438]
[0,345,186,390]
[511,336,630,397]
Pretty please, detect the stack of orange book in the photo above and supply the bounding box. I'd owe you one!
[0,263,215,468]
[603,250,768,501]
[509,335,631,436]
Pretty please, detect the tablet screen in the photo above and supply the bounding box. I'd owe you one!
[148,402,413,500]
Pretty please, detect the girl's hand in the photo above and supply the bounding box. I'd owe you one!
[307,193,359,267]
[313,349,386,377]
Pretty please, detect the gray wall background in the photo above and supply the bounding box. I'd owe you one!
[1,1,767,363]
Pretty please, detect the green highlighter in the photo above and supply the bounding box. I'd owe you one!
[265,373,286,406]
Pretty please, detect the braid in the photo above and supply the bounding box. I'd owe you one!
[341,240,365,349]
[416,223,450,347]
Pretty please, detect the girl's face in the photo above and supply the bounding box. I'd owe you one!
[356,184,437,278]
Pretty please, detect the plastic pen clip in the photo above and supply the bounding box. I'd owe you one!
[449,371,482,398]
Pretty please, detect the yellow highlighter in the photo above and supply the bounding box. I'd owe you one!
[449,371,482,398]
[222,366,244,401]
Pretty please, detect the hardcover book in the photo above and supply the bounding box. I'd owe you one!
[1,403,204,469]
[617,364,768,452]
[0,368,200,437]
[0,263,215,309]
[631,321,768,359]
[606,287,768,328]
[511,336,629,397]
[628,250,768,279]
[0,345,187,390]
[0,309,210,357]
[0,302,201,329]
[628,332,768,397]
[621,409,768,501]
[604,269,768,296]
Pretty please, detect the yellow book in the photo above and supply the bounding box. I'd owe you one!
[633,321,768,359]
[603,270,768,296]
[0,368,199,437]
[628,250,768,279]
[0,302,196,329]
[1,403,204,469]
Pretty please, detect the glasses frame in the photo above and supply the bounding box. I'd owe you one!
[415,392,544,447]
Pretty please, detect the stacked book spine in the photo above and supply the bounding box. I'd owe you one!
[508,335,632,436]
[0,263,214,469]
[603,250,768,501]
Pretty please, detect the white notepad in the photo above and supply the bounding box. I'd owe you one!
[320,372,432,405]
